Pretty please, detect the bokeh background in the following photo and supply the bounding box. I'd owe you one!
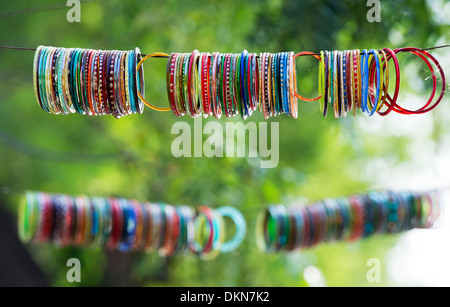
[1,0,450,287]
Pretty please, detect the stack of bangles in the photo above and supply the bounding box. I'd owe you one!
[33,46,145,118]
[309,48,446,117]
[33,46,446,119]
[18,191,246,260]
[256,190,442,252]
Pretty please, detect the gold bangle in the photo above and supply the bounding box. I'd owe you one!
[136,52,171,112]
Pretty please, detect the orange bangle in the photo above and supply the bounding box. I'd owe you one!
[293,51,322,102]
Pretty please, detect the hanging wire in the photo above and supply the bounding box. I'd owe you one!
[1,44,450,57]
[0,0,95,19]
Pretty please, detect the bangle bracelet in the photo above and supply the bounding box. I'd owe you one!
[216,206,246,253]
[360,49,369,114]
[333,50,339,118]
[210,52,222,119]
[293,52,322,102]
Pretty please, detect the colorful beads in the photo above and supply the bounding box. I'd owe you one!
[257,190,443,252]
[18,191,246,260]
[33,46,145,118]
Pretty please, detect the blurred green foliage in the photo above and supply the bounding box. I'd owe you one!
[0,0,448,286]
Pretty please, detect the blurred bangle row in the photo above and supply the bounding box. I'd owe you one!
[18,191,246,259]
[257,190,443,252]
[33,46,145,118]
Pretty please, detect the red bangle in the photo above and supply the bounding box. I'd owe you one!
[61,195,73,246]
[349,196,364,241]
[222,53,231,117]
[75,196,87,246]
[200,53,212,116]
[210,52,222,119]
[170,207,181,254]
[38,193,53,243]
[391,48,445,114]
[160,205,174,255]
[106,198,119,250]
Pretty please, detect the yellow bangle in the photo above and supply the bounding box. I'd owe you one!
[136,52,171,112]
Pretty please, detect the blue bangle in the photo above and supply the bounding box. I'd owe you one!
[330,51,334,109]
[128,49,136,113]
[216,206,246,253]
[360,49,369,113]
[291,207,304,249]
[240,50,249,117]
[38,47,50,113]
[280,52,289,114]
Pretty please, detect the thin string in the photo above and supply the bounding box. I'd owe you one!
[0,0,95,19]
[1,44,450,57]
[2,186,450,197]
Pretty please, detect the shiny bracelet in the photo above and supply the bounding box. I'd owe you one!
[33,46,46,111]
[271,53,280,116]
[293,51,322,102]
[47,47,60,114]
[366,49,381,116]
[143,203,155,251]
[333,50,339,118]
[247,53,255,114]
[264,53,272,118]
[156,203,166,251]
[222,53,231,116]
[113,51,124,117]
[354,49,362,111]
[240,50,249,117]
[167,53,181,116]
[200,53,212,116]
[345,50,353,113]
[323,51,329,117]
[318,51,325,113]
[46,47,59,114]
[342,50,349,114]
[210,52,221,118]
[187,50,201,117]
[70,48,83,114]
[159,204,175,256]
[216,206,246,253]
[377,49,389,111]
